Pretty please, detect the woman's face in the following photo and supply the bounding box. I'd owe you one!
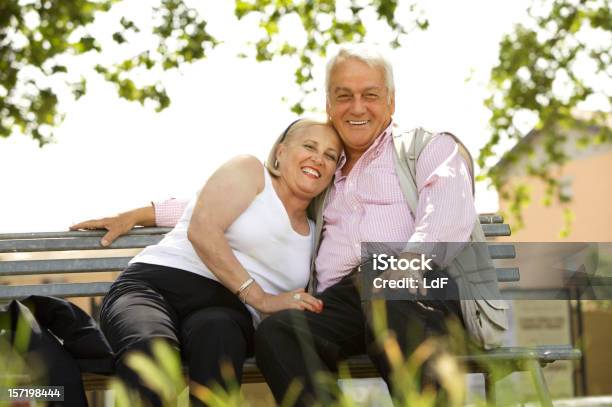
[276,124,343,199]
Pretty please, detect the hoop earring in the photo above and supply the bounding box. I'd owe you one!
[274,159,279,168]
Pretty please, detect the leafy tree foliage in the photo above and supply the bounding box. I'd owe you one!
[1,0,218,145]
[234,0,427,113]
[479,0,611,235]
[0,0,426,145]
[2,0,610,233]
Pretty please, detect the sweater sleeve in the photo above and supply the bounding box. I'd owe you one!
[152,198,189,227]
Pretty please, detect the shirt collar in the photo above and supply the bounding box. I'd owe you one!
[334,120,394,179]
[336,151,347,171]
[370,121,394,155]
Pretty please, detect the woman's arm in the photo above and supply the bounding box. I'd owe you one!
[188,155,322,314]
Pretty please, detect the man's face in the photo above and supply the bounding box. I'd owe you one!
[326,58,395,157]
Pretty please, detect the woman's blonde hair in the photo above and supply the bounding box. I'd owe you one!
[265,118,338,177]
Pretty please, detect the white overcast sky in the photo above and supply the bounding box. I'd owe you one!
[1,0,537,233]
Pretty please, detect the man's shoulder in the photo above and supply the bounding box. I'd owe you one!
[392,127,458,154]
[429,132,461,149]
[393,127,459,141]
[392,128,471,173]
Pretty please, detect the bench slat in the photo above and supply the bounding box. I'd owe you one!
[0,220,508,241]
[495,267,520,282]
[0,257,132,276]
[0,217,504,240]
[0,228,171,240]
[0,236,513,257]
[0,245,516,276]
[0,268,520,300]
[0,223,510,254]
[481,223,510,236]
[0,235,164,253]
[487,244,516,259]
[0,282,112,299]
[478,214,503,224]
[459,345,582,365]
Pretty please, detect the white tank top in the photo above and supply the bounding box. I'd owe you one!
[131,168,314,325]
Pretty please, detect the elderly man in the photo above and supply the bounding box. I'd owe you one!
[72,45,506,405]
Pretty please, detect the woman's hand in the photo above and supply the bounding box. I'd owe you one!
[250,288,323,314]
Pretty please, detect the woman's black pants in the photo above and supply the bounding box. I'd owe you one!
[100,262,254,406]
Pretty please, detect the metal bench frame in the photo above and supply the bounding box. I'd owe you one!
[0,215,581,406]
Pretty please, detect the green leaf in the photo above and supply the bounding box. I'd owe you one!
[51,65,67,74]
[290,102,304,114]
[71,77,87,100]
[112,32,126,44]
[120,17,139,32]
[126,352,177,402]
[75,35,100,53]
[151,340,185,394]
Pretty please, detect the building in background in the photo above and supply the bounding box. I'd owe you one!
[491,115,612,398]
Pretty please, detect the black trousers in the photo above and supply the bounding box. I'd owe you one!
[255,269,462,406]
[100,262,254,406]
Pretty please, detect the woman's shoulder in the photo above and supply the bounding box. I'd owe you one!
[226,154,264,171]
[218,155,265,192]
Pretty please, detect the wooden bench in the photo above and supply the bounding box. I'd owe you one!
[0,215,581,406]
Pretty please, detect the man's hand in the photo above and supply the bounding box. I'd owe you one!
[69,206,155,247]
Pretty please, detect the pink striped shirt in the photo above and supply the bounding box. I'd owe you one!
[153,126,476,293]
[315,124,476,292]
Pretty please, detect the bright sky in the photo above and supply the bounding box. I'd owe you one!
[0,0,535,233]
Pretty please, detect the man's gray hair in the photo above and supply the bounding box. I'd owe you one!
[325,44,395,103]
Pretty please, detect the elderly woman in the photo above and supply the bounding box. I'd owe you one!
[84,118,342,405]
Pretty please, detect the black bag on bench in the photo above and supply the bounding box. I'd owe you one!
[0,296,114,406]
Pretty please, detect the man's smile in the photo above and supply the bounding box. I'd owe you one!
[347,120,369,126]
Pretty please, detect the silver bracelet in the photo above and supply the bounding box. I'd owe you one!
[236,277,254,296]
[240,283,254,304]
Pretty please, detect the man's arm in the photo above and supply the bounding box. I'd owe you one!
[153,198,189,227]
[402,133,477,266]
[69,198,189,246]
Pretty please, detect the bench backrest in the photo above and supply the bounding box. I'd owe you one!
[0,215,518,300]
